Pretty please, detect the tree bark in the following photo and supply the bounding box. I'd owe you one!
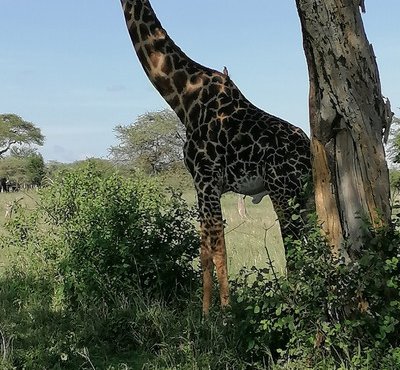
[295,0,392,259]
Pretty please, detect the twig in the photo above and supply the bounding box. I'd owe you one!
[263,221,280,285]
[77,347,96,370]
[225,220,247,235]
[0,329,13,363]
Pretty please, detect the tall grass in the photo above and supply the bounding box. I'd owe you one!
[7,169,399,369]
[0,176,287,369]
[0,190,38,275]
[181,190,285,276]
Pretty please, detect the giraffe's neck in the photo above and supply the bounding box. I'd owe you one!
[121,0,219,125]
[121,0,209,121]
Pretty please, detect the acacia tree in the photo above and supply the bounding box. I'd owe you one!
[295,0,392,259]
[110,109,185,174]
[0,114,44,156]
[0,151,46,187]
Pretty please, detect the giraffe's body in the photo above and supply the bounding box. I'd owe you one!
[120,0,311,314]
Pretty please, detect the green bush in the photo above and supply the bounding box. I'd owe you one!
[3,163,200,307]
[229,213,400,369]
[2,164,400,369]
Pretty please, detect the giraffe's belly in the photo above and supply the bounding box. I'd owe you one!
[230,176,269,204]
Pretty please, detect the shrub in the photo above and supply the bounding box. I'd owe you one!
[3,163,200,307]
[229,212,400,369]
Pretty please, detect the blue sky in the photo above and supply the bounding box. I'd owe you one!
[1,1,399,163]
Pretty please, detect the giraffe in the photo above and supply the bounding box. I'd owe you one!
[120,0,311,315]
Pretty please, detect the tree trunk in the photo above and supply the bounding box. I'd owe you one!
[295,0,392,259]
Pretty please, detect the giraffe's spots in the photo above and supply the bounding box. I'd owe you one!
[204,110,216,125]
[219,103,235,116]
[174,57,188,70]
[160,55,173,75]
[256,135,272,149]
[136,48,151,72]
[128,26,140,43]
[239,133,253,147]
[232,88,240,100]
[219,94,232,107]
[216,112,228,123]
[218,130,227,147]
[151,26,166,40]
[206,142,217,159]
[154,75,173,96]
[199,123,208,140]
[184,159,195,174]
[252,143,263,158]
[218,84,227,94]
[186,74,203,91]
[149,52,163,69]
[208,83,220,99]
[211,76,223,84]
[184,140,197,159]
[167,95,180,110]
[230,109,246,122]
[139,23,150,40]
[142,7,157,24]
[123,2,133,17]
[238,145,252,159]
[208,121,220,142]
[173,70,187,94]
[183,92,198,111]
[194,150,207,164]
[188,104,201,122]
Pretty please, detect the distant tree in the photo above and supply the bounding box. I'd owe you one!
[9,145,39,158]
[68,158,116,177]
[0,155,26,185]
[109,109,185,174]
[0,114,45,156]
[26,153,45,186]
[0,150,45,187]
[44,158,116,185]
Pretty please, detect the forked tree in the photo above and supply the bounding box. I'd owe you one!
[296,0,392,260]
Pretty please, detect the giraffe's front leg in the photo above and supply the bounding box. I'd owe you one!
[198,194,229,315]
[200,216,229,315]
[200,219,214,314]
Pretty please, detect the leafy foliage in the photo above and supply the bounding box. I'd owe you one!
[0,151,45,187]
[230,213,400,369]
[109,109,185,174]
[0,114,44,157]
[1,166,400,368]
[3,163,200,306]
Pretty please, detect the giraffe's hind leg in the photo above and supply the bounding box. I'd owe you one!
[269,190,309,245]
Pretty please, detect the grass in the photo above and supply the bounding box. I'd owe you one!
[2,183,397,369]
[0,187,286,369]
[177,190,285,277]
[0,189,285,277]
[221,193,285,276]
[0,190,38,275]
